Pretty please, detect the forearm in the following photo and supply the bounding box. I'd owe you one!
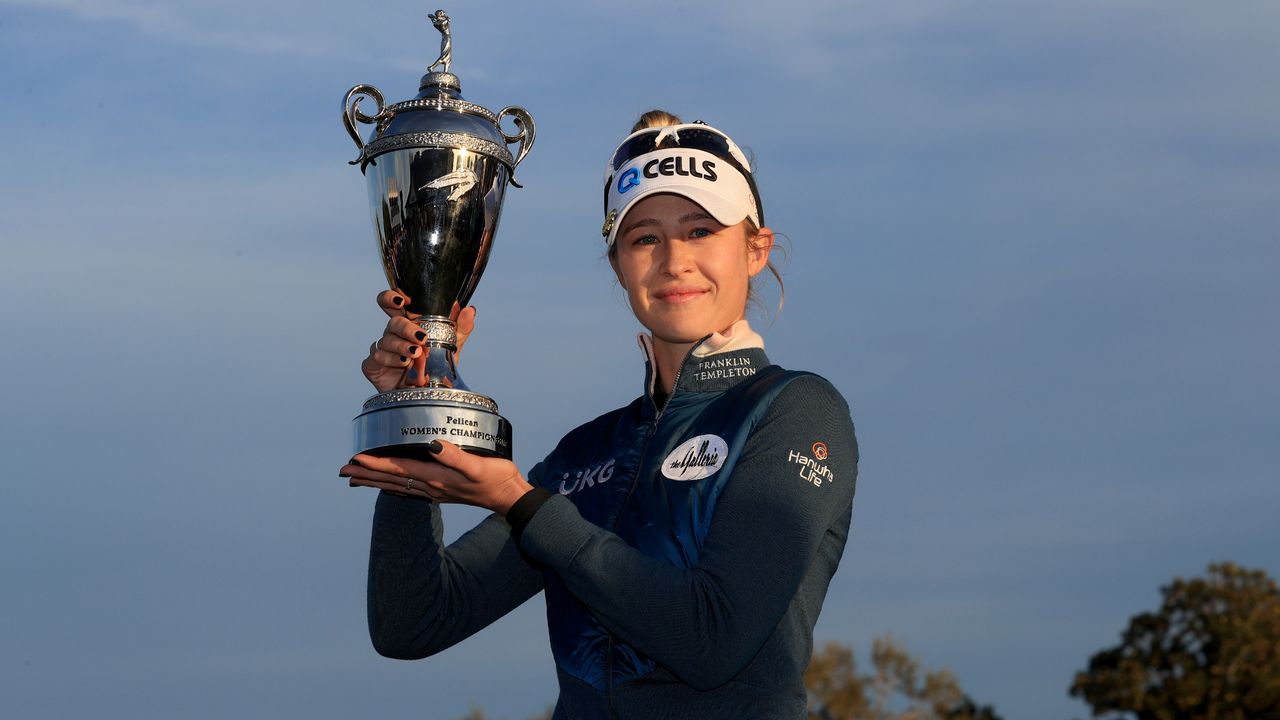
[366,491,544,659]
[520,496,841,688]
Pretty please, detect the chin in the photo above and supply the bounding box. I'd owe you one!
[649,323,718,345]
[639,310,735,346]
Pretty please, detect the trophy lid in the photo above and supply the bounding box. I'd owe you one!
[342,10,534,179]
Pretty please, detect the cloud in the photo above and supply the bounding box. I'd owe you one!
[4,0,308,55]
[4,3,1280,720]
[0,0,430,70]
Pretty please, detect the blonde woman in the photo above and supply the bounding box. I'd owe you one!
[344,110,859,719]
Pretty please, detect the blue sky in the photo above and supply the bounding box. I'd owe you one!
[2,1,1277,717]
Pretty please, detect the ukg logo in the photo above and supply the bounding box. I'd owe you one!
[558,458,616,496]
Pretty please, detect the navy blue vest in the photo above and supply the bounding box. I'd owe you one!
[528,346,812,689]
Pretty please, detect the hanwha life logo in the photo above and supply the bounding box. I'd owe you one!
[812,442,829,461]
[661,434,729,481]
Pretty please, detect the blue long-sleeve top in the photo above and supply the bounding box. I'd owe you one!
[366,340,858,719]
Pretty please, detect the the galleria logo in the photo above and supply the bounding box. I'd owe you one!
[662,434,729,481]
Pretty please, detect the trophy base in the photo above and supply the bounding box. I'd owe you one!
[353,387,512,460]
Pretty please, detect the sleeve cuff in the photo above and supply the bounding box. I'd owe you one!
[375,489,435,519]
[506,487,553,543]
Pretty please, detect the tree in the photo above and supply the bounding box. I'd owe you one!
[944,695,1003,720]
[451,636,997,720]
[806,640,870,719]
[1070,561,1280,720]
[805,635,1001,720]
[451,706,551,720]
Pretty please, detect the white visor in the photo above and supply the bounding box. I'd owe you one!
[602,125,761,245]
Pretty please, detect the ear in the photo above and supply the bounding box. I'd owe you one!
[747,226,774,276]
[609,251,627,289]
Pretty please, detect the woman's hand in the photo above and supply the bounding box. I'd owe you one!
[360,291,476,393]
[341,440,533,516]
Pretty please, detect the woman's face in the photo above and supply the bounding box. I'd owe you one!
[611,194,772,346]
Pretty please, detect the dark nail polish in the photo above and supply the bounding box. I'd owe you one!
[399,355,407,362]
[407,369,418,379]
[415,331,426,341]
[392,296,404,305]
[428,440,443,455]
[348,480,357,487]
[408,346,419,356]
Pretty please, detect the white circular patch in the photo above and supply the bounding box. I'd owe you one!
[661,434,729,481]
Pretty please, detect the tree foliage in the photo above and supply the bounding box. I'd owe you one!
[805,635,1001,720]
[1070,561,1280,720]
[452,706,551,720]
[451,636,998,720]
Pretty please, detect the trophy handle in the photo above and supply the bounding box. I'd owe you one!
[497,106,536,188]
[343,84,388,166]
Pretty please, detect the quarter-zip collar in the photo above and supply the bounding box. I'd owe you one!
[636,320,770,416]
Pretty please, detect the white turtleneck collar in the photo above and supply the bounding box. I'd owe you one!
[635,319,766,399]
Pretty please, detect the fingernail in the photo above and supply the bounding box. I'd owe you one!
[428,440,443,455]
[348,480,357,487]
[399,355,407,362]
[407,369,418,379]
[392,296,404,306]
[415,331,426,341]
[408,346,419,356]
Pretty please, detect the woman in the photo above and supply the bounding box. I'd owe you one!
[342,111,858,719]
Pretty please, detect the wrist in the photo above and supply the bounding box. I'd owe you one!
[494,476,535,516]
[505,487,553,544]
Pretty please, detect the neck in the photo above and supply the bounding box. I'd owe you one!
[650,338,697,396]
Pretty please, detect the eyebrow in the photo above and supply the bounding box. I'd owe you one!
[619,211,717,238]
[679,211,716,224]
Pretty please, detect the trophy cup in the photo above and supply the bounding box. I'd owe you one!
[343,9,534,460]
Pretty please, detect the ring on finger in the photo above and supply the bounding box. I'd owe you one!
[406,478,415,491]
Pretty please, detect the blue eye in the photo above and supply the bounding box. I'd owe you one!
[690,227,712,238]
[633,234,658,246]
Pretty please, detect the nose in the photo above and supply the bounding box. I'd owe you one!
[659,239,692,276]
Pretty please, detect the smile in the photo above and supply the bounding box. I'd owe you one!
[653,287,709,304]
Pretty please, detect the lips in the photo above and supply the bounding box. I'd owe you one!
[653,286,709,304]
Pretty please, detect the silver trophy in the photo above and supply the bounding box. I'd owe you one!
[343,9,534,459]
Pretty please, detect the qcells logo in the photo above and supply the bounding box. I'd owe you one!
[662,434,729,481]
[642,156,717,182]
[617,167,641,193]
[557,458,616,496]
